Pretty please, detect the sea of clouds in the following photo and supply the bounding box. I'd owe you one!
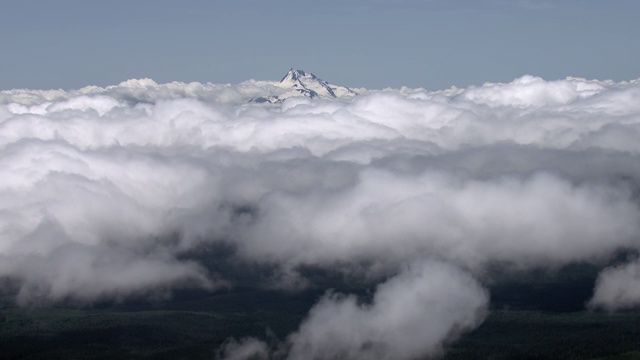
[2,75,640,359]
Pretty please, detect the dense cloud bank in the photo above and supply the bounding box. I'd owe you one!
[2,75,640,357]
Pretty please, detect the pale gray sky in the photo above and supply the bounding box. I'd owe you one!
[1,0,639,90]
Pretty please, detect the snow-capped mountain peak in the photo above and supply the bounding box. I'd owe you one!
[252,69,356,103]
[278,69,336,98]
[280,69,318,84]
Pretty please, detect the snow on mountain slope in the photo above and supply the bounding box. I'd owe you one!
[252,69,357,103]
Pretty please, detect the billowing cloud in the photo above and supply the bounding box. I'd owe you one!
[285,261,487,360]
[237,170,639,271]
[217,261,487,360]
[2,74,640,356]
[588,259,640,311]
[218,337,270,360]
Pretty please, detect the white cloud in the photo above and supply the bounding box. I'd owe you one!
[237,170,639,271]
[588,259,640,311]
[286,260,488,360]
[217,337,270,360]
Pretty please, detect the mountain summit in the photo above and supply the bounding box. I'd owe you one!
[279,69,316,84]
[252,69,356,103]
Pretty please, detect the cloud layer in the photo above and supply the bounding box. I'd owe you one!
[2,75,640,357]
